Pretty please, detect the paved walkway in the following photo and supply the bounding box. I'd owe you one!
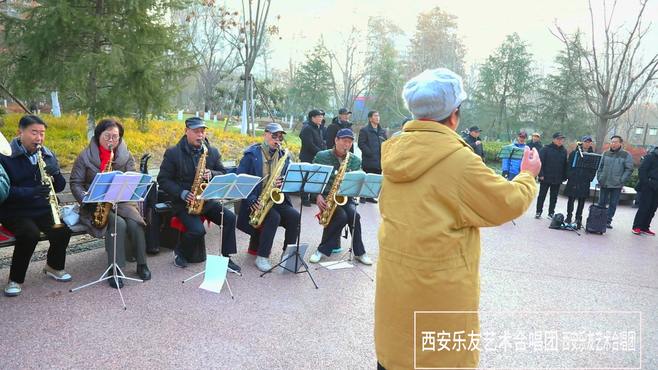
[0,195,655,369]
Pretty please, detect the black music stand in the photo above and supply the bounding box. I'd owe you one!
[70,171,154,310]
[317,171,380,281]
[181,173,261,298]
[259,163,333,289]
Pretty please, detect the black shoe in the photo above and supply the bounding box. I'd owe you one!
[173,252,188,268]
[575,218,582,230]
[108,276,124,289]
[146,246,160,255]
[606,223,613,229]
[547,213,555,219]
[359,198,366,204]
[227,259,241,274]
[137,264,151,281]
[565,215,572,224]
[535,212,542,219]
[368,198,378,204]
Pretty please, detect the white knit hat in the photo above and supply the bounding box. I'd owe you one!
[402,68,467,122]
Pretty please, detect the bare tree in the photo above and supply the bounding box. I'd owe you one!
[553,0,658,152]
[181,3,241,113]
[325,28,369,112]
[611,86,657,145]
[224,0,278,136]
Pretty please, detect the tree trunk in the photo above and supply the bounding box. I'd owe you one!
[595,116,609,154]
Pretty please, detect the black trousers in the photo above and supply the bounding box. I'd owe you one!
[633,188,658,230]
[2,214,72,284]
[536,182,560,214]
[256,203,300,258]
[566,196,586,221]
[318,200,365,257]
[174,200,237,257]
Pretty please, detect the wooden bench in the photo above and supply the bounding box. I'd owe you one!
[0,172,88,248]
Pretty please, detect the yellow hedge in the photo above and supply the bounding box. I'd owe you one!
[0,114,300,170]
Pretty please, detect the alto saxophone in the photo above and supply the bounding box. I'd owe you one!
[92,144,114,228]
[249,145,289,228]
[318,151,350,227]
[187,144,208,215]
[35,145,64,228]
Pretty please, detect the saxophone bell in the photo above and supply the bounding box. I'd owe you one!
[334,194,348,206]
[270,188,284,204]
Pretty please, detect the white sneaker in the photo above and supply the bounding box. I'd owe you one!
[309,251,324,264]
[355,253,373,265]
[43,265,72,282]
[255,256,273,272]
[4,281,21,297]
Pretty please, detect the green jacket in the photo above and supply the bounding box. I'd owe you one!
[312,149,362,194]
[597,149,634,188]
[0,164,8,204]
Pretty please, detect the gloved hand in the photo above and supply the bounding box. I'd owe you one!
[44,164,60,176]
[34,184,51,198]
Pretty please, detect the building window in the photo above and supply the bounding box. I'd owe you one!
[635,127,644,135]
[650,128,657,136]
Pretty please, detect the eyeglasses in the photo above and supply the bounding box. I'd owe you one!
[102,133,120,141]
[270,133,284,140]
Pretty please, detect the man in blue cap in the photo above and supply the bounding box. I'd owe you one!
[564,135,596,228]
[158,117,241,272]
[236,123,300,272]
[309,128,373,265]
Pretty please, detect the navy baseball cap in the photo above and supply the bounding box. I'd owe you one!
[338,108,352,115]
[336,128,355,139]
[185,117,207,129]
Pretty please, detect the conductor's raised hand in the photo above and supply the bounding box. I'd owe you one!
[520,147,541,177]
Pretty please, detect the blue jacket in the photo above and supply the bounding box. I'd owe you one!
[236,143,291,234]
[501,143,526,178]
[0,138,66,220]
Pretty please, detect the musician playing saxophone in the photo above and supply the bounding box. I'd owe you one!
[309,128,373,265]
[236,123,300,272]
[69,119,151,288]
[157,117,241,273]
[0,115,72,297]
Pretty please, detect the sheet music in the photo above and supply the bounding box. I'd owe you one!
[200,173,261,200]
[338,171,383,198]
[281,163,333,193]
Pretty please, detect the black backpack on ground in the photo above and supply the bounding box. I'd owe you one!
[549,213,566,229]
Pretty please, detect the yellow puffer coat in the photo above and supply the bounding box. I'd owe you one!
[375,120,537,369]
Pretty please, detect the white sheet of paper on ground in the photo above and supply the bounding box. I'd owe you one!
[319,261,354,270]
[199,255,228,293]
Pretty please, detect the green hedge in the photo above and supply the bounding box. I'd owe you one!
[483,141,507,163]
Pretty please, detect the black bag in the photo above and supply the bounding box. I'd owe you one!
[549,213,565,229]
[586,204,607,234]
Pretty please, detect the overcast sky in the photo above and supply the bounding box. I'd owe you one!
[253,0,658,75]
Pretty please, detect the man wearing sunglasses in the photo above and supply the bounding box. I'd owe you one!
[236,123,300,272]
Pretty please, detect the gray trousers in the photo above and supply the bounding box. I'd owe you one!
[105,212,147,268]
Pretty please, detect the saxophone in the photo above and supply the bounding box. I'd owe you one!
[249,145,289,228]
[92,144,114,228]
[35,145,64,228]
[318,151,350,227]
[187,144,208,215]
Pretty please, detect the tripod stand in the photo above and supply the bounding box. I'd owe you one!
[70,203,143,310]
[317,198,374,281]
[182,200,241,299]
[259,165,331,289]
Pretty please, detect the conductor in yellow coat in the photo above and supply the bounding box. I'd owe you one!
[374,68,542,369]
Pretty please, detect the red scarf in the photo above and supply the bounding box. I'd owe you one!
[99,144,113,170]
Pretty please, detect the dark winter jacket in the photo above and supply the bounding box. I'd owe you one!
[527,140,543,152]
[235,143,291,234]
[597,148,634,189]
[70,139,145,238]
[0,138,66,220]
[636,147,658,192]
[325,117,354,152]
[564,146,596,198]
[299,121,326,162]
[157,136,228,213]
[358,124,388,171]
[463,133,484,160]
[538,143,568,184]
[0,164,8,204]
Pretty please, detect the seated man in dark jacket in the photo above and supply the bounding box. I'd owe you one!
[157,117,241,272]
[236,123,300,272]
[564,136,596,228]
[0,115,72,297]
[536,132,568,219]
[358,110,387,203]
[299,109,327,206]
